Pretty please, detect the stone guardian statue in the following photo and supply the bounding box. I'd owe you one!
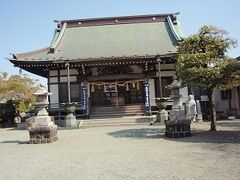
[186,95,197,121]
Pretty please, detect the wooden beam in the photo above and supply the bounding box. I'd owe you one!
[87,73,152,82]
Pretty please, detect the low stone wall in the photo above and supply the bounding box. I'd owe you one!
[28,125,58,144]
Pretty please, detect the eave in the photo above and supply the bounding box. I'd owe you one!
[9,53,176,78]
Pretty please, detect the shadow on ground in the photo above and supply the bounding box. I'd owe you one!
[165,130,240,144]
[108,128,240,144]
[217,121,240,128]
[108,128,165,139]
[1,140,28,144]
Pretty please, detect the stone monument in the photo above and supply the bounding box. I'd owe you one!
[27,87,58,144]
[164,77,191,138]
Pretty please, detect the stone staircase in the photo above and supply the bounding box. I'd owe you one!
[78,104,153,127]
[79,116,154,128]
[90,104,145,119]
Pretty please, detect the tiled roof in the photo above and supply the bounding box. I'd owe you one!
[11,13,183,63]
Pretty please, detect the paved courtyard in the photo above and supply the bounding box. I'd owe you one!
[0,120,240,180]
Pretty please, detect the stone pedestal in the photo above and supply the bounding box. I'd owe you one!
[169,109,186,121]
[34,116,54,126]
[154,97,169,122]
[59,114,77,127]
[28,125,58,144]
[164,120,191,138]
[58,103,77,128]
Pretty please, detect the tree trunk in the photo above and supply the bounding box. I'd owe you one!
[208,90,217,131]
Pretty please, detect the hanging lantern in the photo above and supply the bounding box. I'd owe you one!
[126,82,129,91]
[91,84,95,92]
[137,81,140,90]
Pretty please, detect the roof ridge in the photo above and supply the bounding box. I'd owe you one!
[55,12,180,23]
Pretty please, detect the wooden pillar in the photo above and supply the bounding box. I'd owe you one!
[66,62,71,103]
[157,58,163,97]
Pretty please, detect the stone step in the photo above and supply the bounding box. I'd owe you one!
[78,116,155,128]
[91,108,144,112]
[90,105,144,119]
[91,106,144,112]
[91,110,144,114]
[89,113,146,119]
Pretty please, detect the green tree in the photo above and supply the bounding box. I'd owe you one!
[0,73,39,112]
[176,25,240,131]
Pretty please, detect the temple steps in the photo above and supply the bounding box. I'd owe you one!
[78,116,155,128]
[90,104,145,119]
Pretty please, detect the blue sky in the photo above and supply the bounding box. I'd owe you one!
[1,0,239,85]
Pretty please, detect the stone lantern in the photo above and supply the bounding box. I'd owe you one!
[33,87,52,117]
[164,77,191,138]
[27,87,58,144]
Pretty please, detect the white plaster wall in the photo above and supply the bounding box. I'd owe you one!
[70,69,78,75]
[60,69,78,76]
[149,79,156,106]
[214,89,229,113]
[49,70,58,76]
[60,69,67,76]
[214,88,240,115]
[60,76,77,82]
[49,84,59,108]
[49,77,58,83]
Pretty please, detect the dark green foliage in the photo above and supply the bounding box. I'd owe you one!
[0,100,17,127]
[176,25,240,131]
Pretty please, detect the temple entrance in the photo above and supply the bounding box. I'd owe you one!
[90,81,144,106]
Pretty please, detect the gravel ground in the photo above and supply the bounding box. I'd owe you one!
[0,120,239,180]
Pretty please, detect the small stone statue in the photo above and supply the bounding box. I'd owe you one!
[186,95,197,121]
